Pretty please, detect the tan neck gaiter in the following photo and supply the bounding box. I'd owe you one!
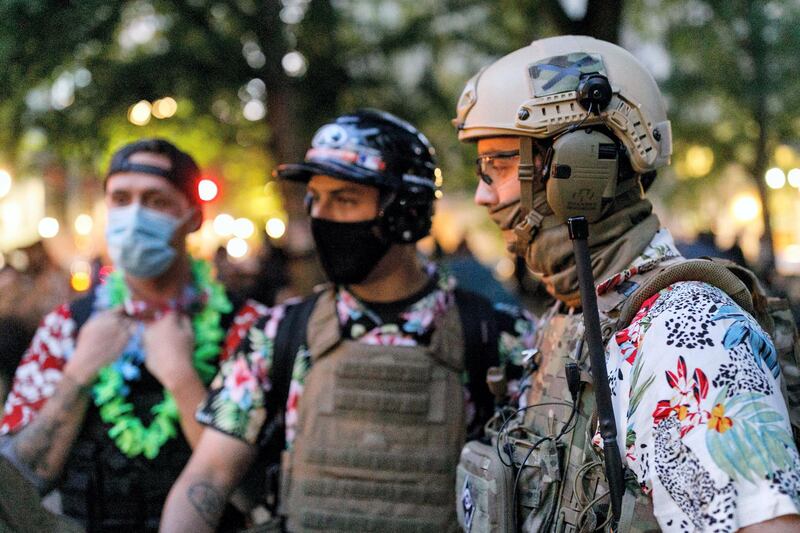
[525,199,660,307]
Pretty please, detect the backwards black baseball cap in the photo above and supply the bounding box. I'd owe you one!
[105,138,202,207]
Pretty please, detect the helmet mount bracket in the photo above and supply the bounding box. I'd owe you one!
[576,74,613,114]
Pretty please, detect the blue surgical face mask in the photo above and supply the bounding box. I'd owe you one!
[105,204,185,278]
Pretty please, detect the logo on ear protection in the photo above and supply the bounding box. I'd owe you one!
[312,124,348,148]
[572,188,597,202]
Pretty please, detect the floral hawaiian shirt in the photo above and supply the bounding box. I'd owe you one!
[595,229,800,531]
[197,272,536,448]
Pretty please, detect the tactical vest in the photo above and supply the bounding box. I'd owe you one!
[516,301,659,533]
[457,256,800,532]
[457,254,679,533]
[279,289,466,533]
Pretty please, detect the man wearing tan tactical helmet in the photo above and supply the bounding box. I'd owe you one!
[453,35,800,532]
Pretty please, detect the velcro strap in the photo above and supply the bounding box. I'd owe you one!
[519,137,536,210]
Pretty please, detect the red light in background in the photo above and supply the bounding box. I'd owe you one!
[198,178,219,202]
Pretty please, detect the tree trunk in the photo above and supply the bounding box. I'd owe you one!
[256,0,347,295]
[746,0,777,274]
[541,0,625,43]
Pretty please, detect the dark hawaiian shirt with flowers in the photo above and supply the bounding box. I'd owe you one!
[197,272,535,448]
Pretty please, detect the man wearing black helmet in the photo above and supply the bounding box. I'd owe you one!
[161,110,536,532]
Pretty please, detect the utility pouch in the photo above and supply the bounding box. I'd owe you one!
[456,438,513,533]
[511,429,563,533]
[456,416,564,533]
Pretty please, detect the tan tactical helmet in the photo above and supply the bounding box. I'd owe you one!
[453,35,672,174]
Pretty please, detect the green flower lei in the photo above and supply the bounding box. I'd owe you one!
[92,259,231,459]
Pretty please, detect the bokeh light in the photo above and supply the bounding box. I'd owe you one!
[0,169,11,198]
[730,194,760,223]
[788,168,800,188]
[71,272,92,292]
[38,217,60,238]
[226,237,248,258]
[243,100,266,121]
[213,213,235,236]
[774,145,796,168]
[198,178,219,202]
[233,217,255,239]
[765,167,786,189]
[494,257,516,280]
[684,145,714,178]
[152,97,177,119]
[128,100,152,126]
[70,259,91,274]
[74,214,93,236]
[266,218,286,239]
[282,51,308,77]
[9,250,28,271]
[434,168,443,187]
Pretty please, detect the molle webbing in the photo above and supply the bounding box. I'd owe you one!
[281,290,465,532]
[300,478,450,505]
[299,510,443,532]
[521,308,661,532]
[306,448,453,473]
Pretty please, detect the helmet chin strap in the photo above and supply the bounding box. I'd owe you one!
[512,136,551,255]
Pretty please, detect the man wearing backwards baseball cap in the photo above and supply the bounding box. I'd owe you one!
[0,138,248,531]
[161,109,536,532]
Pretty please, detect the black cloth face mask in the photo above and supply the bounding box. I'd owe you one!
[310,217,392,285]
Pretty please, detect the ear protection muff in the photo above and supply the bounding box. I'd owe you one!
[538,74,622,224]
[544,128,620,224]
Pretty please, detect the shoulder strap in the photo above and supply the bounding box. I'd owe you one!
[454,287,499,366]
[616,258,756,330]
[68,291,96,332]
[453,288,499,438]
[258,291,323,451]
[253,291,323,512]
[219,290,245,332]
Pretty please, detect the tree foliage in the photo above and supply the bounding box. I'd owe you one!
[646,0,800,270]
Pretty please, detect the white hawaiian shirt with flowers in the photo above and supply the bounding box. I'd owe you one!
[197,272,536,448]
[593,229,800,531]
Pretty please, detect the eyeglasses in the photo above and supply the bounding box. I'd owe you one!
[475,150,520,185]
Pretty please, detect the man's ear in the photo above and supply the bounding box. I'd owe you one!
[186,208,203,234]
[173,207,202,241]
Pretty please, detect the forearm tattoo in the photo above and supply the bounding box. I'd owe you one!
[187,482,226,528]
[8,375,89,485]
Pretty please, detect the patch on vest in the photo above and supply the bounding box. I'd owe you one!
[461,477,475,531]
[617,280,639,297]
